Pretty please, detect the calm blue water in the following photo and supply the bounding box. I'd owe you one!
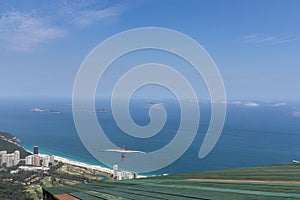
[0,98,300,175]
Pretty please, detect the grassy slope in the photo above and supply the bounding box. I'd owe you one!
[44,164,300,200]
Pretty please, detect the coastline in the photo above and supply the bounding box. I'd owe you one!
[23,147,114,175]
[50,154,147,178]
[23,148,148,178]
[52,155,113,175]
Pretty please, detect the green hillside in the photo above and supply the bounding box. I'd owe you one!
[44,163,300,200]
[0,132,15,140]
[0,131,31,159]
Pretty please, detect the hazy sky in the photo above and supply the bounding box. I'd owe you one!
[0,0,299,100]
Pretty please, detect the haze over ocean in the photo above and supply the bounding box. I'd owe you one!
[1,98,299,175]
[1,1,299,176]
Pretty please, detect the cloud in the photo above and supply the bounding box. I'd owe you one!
[292,111,300,117]
[240,34,298,45]
[73,5,124,27]
[225,101,243,105]
[243,101,259,107]
[271,102,287,107]
[0,11,65,52]
[60,1,125,27]
[224,100,258,107]
[0,1,126,52]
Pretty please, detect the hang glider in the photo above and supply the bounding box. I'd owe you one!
[102,149,146,154]
[100,147,146,161]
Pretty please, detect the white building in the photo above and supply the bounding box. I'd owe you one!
[14,150,20,165]
[117,171,134,180]
[0,150,20,167]
[26,154,55,167]
[33,154,40,167]
[112,164,134,180]
[49,155,54,165]
[25,155,34,165]
[42,156,49,167]
[6,154,15,167]
[0,151,7,166]
[18,166,50,172]
[42,155,55,167]
[113,164,118,179]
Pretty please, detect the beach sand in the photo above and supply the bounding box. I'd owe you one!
[39,153,113,175]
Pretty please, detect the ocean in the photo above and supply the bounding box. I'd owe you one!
[0,98,300,175]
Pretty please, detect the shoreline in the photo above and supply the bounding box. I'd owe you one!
[23,147,147,178]
[24,147,114,175]
[52,154,113,175]
[20,145,150,178]
[49,154,147,178]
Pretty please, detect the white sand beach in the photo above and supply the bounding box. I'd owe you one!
[52,155,113,175]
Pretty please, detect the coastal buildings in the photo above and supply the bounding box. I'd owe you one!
[1,144,134,182]
[1,145,53,168]
[119,171,133,180]
[24,146,54,167]
[33,146,38,154]
[6,154,15,167]
[112,164,134,180]
[42,155,54,167]
[19,166,50,172]
[113,164,118,179]
[25,155,34,165]
[24,146,41,167]
[33,154,41,167]
[14,150,20,165]
[0,150,20,167]
[0,151,7,166]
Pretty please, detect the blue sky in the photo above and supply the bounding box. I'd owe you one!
[0,0,299,100]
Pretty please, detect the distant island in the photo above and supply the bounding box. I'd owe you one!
[31,108,60,114]
[72,108,108,113]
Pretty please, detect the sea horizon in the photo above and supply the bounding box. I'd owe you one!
[1,98,300,175]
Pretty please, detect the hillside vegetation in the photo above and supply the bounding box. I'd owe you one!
[0,131,31,159]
